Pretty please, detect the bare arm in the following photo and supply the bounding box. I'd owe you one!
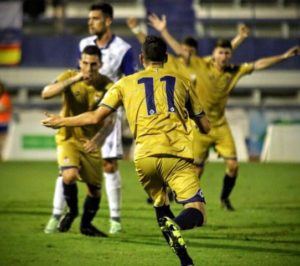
[126,17,147,44]
[254,46,300,71]
[81,113,116,152]
[41,72,83,99]
[231,24,250,50]
[41,105,114,129]
[148,13,190,61]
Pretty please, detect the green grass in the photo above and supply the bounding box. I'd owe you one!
[0,161,300,266]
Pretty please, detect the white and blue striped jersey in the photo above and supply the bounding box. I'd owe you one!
[79,35,135,82]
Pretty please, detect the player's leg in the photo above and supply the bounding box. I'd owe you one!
[79,152,107,237]
[101,115,123,234]
[215,123,238,211]
[135,157,202,266]
[221,158,238,211]
[56,142,80,232]
[44,174,66,233]
[102,159,122,234]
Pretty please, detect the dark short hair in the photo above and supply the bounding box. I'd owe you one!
[142,35,167,62]
[82,45,102,60]
[215,39,232,49]
[182,36,198,50]
[90,2,113,19]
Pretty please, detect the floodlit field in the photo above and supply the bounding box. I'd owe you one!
[0,161,299,266]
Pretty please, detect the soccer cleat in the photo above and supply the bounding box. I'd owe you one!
[109,220,122,234]
[80,224,108,237]
[44,215,60,234]
[58,212,77,232]
[221,198,235,211]
[159,216,187,255]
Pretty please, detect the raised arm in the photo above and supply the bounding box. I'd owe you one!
[231,23,250,50]
[253,46,300,71]
[41,72,83,99]
[148,13,190,61]
[126,17,146,44]
[42,105,114,129]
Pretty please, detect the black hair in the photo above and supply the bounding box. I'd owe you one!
[182,36,198,50]
[82,45,102,60]
[90,2,113,19]
[141,35,167,62]
[215,39,232,49]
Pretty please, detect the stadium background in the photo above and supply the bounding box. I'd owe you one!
[0,1,300,266]
[0,0,300,161]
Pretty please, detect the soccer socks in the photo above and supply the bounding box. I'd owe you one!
[52,176,65,217]
[104,171,121,221]
[174,208,204,230]
[81,196,100,228]
[63,182,78,216]
[155,205,175,221]
[220,174,237,200]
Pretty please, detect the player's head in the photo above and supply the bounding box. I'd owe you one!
[88,2,113,37]
[79,45,102,82]
[181,36,198,56]
[140,35,167,66]
[212,39,232,68]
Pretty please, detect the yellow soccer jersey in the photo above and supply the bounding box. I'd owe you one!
[101,65,203,160]
[191,56,254,126]
[55,70,113,142]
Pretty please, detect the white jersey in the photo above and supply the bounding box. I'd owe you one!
[79,34,135,159]
[79,35,133,82]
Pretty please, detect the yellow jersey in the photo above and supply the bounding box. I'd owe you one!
[55,70,113,142]
[191,56,254,126]
[101,65,203,160]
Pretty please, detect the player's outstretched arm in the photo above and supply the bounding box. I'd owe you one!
[41,105,113,129]
[253,45,300,71]
[127,17,146,44]
[82,113,117,152]
[41,72,83,99]
[148,13,189,60]
[231,23,250,51]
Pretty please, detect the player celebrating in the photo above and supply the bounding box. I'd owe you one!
[42,45,113,236]
[42,35,210,266]
[45,2,135,235]
[148,13,300,211]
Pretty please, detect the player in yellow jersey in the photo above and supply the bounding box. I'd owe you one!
[42,45,113,236]
[148,13,300,211]
[42,35,210,266]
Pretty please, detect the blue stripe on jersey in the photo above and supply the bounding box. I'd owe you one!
[121,47,135,76]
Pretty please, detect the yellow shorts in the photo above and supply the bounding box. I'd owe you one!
[57,139,103,188]
[134,156,203,207]
[193,122,237,164]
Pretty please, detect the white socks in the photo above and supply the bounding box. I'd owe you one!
[52,176,66,217]
[104,171,121,220]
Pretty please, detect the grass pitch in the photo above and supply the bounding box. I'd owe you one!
[0,161,299,266]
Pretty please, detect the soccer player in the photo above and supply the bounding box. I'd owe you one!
[42,45,113,237]
[149,13,300,210]
[42,35,210,266]
[45,2,135,234]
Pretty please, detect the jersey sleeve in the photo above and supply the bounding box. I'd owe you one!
[120,47,136,76]
[100,82,123,110]
[239,62,254,75]
[55,70,76,83]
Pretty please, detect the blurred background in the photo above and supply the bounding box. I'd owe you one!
[0,0,299,162]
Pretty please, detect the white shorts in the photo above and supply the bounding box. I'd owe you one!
[101,107,123,159]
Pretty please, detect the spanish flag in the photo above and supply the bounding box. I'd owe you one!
[0,2,22,65]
